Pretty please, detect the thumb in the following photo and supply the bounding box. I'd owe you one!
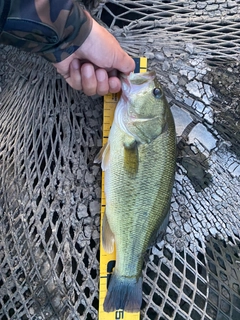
[112,49,135,75]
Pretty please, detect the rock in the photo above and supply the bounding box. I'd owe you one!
[77,203,88,219]
[171,105,193,136]
[188,123,217,151]
[89,200,100,215]
[169,74,179,85]
[186,80,203,98]
[193,100,205,114]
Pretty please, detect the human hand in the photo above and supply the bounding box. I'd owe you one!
[53,18,135,96]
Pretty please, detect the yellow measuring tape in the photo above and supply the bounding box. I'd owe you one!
[99,57,147,320]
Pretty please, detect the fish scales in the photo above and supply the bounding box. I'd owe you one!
[106,120,175,276]
[96,71,176,312]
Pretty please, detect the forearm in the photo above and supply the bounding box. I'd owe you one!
[0,0,93,62]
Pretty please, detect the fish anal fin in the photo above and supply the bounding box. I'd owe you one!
[102,212,115,254]
[123,139,138,177]
[94,143,110,171]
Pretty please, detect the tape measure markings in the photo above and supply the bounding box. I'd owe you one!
[99,57,147,320]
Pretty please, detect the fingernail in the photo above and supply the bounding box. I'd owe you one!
[109,78,120,93]
[72,59,80,70]
[83,64,93,78]
[96,70,106,82]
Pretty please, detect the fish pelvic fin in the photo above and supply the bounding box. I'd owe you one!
[123,138,138,177]
[94,142,110,171]
[102,212,115,253]
[104,273,142,313]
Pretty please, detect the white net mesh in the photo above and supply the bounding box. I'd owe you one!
[96,0,240,60]
[0,1,240,319]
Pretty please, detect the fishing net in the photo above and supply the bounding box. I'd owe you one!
[0,1,240,319]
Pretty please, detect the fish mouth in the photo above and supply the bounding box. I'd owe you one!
[120,71,156,101]
[120,70,156,82]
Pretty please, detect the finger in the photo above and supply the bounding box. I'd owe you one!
[112,50,135,75]
[96,69,109,96]
[108,77,121,94]
[67,59,82,91]
[81,63,97,96]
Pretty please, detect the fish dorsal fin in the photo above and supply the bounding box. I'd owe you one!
[94,142,110,171]
[123,137,138,177]
[102,212,115,253]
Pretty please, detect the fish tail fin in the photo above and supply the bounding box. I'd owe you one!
[103,273,142,312]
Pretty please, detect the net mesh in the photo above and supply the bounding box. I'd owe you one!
[95,0,240,60]
[1,1,240,319]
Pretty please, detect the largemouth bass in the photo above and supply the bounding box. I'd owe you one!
[95,71,176,312]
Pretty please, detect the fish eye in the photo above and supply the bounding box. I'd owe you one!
[153,87,163,99]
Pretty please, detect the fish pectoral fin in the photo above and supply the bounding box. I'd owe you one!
[94,142,110,171]
[123,139,139,177]
[102,212,115,253]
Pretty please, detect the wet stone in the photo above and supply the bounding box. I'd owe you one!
[186,80,202,98]
[95,186,101,198]
[174,228,183,238]
[77,203,88,219]
[171,105,193,136]
[227,161,240,177]
[202,94,210,105]
[191,217,200,229]
[83,224,92,239]
[179,69,188,77]
[175,240,186,252]
[155,53,165,61]
[203,107,214,124]
[209,227,218,237]
[204,84,213,100]
[193,100,205,114]
[92,229,99,240]
[183,95,194,107]
[206,4,219,11]
[211,193,222,202]
[179,205,191,220]
[89,200,100,215]
[163,47,172,57]
[169,74,178,85]
[85,171,95,184]
[231,165,240,177]
[144,52,155,59]
[184,222,192,234]
[162,61,170,71]
[187,71,196,81]
[188,123,217,152]
[29,308,35,315]
[226,1,238,9]
[197,2,207,9]
[165,233,175,245]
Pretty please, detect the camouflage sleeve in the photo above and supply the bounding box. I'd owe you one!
[0,0,93,63]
